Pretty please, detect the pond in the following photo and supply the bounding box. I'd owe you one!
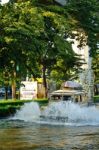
[0,101,99,150]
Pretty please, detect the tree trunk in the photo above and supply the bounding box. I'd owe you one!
[12,71,16,99]
[5,86,8,100]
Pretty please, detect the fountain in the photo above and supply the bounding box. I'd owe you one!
[78,44,94,105]
[11,46,96,125]
[11,101,99,126]
[12,102,41,122]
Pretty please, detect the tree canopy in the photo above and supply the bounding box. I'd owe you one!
[0,0,99,97]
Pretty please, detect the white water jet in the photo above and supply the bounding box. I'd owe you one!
[12,101,99,126]
[12,102,41,122]
[42,101,99,122]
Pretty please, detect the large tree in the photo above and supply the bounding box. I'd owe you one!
[0,1,78,98]
[65,0,99,56]
[0,0,98,98]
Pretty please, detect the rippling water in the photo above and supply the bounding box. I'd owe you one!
[0,102,99,150]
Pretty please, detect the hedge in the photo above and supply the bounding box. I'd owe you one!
[0,99,48,118]
[94,95,99,103]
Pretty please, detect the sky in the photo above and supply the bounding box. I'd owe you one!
[1,0,9,4]
[1,0,66,5]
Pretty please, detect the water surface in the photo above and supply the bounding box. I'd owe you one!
[0,102,99,150]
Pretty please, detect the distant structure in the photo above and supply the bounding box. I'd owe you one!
[72,40,88,69]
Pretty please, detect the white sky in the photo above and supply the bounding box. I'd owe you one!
[1,0,9,4]
[1,0,66,5]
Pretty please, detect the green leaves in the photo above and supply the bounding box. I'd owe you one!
[0,0,98,90]
[66,0,99,56]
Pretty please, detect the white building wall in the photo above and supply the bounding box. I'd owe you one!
[72,39,89,69]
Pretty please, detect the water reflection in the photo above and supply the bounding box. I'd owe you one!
[0,120,99,150]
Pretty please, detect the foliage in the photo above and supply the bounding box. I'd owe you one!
[0,1,81,89]
[94,95,99,103]
[0,0,98,98]
[65,0,99,56]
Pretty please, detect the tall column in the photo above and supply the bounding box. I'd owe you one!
[87,55,94,104]
[79,46,94,104]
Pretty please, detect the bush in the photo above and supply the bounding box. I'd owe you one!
[0,99,48,118]
[94,95,99,103]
